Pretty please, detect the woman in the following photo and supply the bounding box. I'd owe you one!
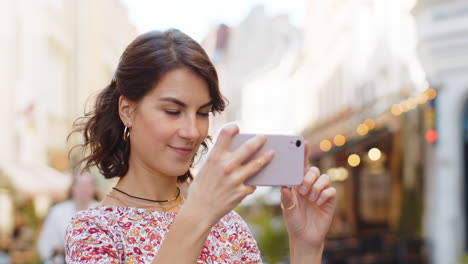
[38,170,98,264]
[66,29,336,263]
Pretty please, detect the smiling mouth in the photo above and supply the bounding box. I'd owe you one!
[168,145,193,156]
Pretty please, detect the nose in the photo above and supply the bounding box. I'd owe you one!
[178,114,200,141]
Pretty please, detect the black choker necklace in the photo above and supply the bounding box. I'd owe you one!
[112,187,181,203]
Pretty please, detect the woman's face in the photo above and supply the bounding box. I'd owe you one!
[123,67,212,177]
[72,172,96,202]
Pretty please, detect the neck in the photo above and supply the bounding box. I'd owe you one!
[116,162,180,202]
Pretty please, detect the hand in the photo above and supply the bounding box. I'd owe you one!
[186,124,275,226]
[281,142,336,251]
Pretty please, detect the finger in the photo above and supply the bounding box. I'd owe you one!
[315,187,336,207]
[242,185,257,196]
[211,123,239,156]
[303,141,310,174]
[280,186,296,213]
[296,166,320,196]
[235,150,275,183]
[308,174,331,202]
[229,135,267,166]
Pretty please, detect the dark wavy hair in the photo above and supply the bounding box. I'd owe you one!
[69,29,226,183]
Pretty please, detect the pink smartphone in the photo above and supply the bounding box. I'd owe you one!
[230,134,305,186]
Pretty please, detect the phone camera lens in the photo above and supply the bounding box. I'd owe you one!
[296,140,301,147]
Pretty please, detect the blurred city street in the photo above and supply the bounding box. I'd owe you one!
[0,0,468,263]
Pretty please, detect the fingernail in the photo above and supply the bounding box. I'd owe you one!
[299,186,307,195]
[267,150,275,157]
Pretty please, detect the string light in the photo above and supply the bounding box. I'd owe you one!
[333,134,346,147]
[368,148,382,161]
[401,100,412,112]
[418,93,428,104]
[348,154,361,167]
[320,139,332,152]
[391,104,402,116]
[357,124,369,136]
[409,98,418,110]
[364,119,375,130]
[425,129,438,143]
[314,88,437,155]
[336,167,349,181]
[327,167,349,182]
[426,88,437,100]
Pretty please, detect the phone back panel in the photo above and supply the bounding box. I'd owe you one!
[230,134,304,186]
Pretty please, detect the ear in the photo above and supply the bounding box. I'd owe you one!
[118,95,136,127]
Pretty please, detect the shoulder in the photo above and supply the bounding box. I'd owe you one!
[65,206,127,263]
[219,210,248,226]
[66,206,115,233]
[50,200,74,212]
[45,200,75,219]
[67,205,121,226]
[54,200,74,209]
[65,206,128,247]
[216,210,255,238]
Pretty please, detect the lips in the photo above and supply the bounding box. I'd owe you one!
[168,145,193,156]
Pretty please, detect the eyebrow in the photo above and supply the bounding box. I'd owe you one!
[159,97,213,109]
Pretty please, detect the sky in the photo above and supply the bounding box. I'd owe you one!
[120,0,308,42]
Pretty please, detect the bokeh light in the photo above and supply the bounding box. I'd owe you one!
[348,154,361,167]
[357,124,369,136]
[364,119,375,130]
[418,93,428,104]
[368,147,382,161]
[333,134,346,147]
[426,88,437,100]
[320,139,332,152]
[327,167,349,182]
[425,129,438,143]
[391,104,402,116]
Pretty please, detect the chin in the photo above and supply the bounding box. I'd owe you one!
[163,165,191,178]
[155,155,193,176]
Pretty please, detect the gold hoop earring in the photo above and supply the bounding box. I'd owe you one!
[123,126,130,141]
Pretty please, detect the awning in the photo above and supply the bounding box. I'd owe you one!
[0,162,71,197]
[301,108,400,160]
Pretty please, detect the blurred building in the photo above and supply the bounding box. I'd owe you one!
[207,0,435,263]
[297,1,433,263]
[413,0,468,263]
[202,5,302,136]
[0,0,136,257]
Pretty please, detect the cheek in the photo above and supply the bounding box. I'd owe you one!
[138,113,173,141]
[198,119,209,139]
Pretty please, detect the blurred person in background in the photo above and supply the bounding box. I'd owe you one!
[38,170,98,264]
[65,29,336,263]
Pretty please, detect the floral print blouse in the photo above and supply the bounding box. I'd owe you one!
[65,205,262,263]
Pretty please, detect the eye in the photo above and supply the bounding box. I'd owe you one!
[165,111,180,115]
[198,108,213,117]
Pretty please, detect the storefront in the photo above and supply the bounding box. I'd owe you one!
[302,88,436,263]
[0,163,71,263]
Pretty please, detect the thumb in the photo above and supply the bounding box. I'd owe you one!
[281,186,297,213]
